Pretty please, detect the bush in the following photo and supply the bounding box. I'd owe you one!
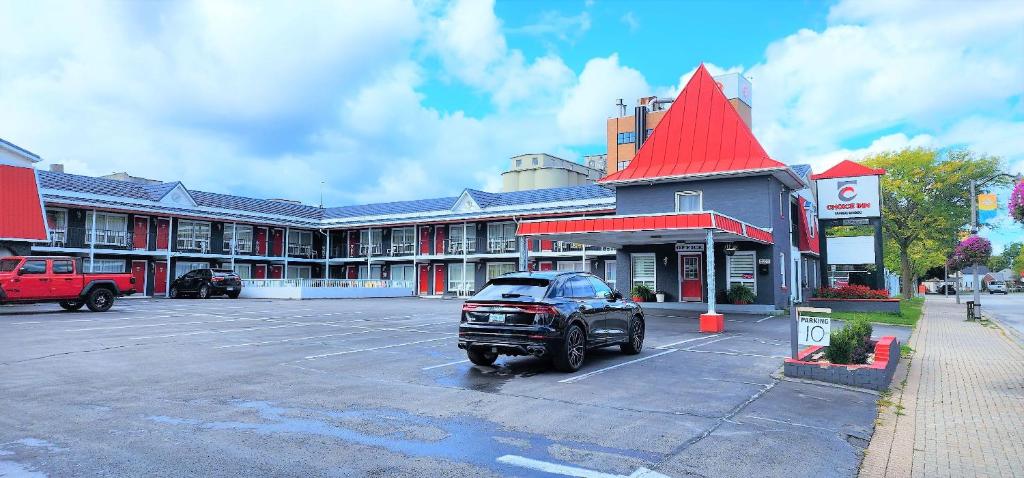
[815,284,890,299]
[726,284,756,304]
[824,319,873,365]
[630,284,654,301]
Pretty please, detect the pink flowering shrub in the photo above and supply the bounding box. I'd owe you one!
[949,235,992,268]
[1010,182,1024,223]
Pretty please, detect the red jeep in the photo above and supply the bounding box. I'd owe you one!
[0,256,136,312]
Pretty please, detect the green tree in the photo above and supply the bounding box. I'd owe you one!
[863,148,1004,298]
[988,242,1022,271]
[1014,250,1024,276]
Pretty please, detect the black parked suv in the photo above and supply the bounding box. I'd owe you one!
[458,271,644,372]
[170,268,242,299]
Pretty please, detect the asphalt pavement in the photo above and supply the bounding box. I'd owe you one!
[0,297,910,477]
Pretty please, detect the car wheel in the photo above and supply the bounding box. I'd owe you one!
[227,291,240,299]
[169,287,180,299]
[59,300,84,311]
[553,323,586,372]
[620,316,645,355]
[466,348,498,366]
[85,288,114,312]
[198,285,210,299]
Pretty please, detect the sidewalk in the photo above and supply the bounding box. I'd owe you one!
[860,297,1024,477]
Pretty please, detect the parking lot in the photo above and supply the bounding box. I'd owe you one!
[0,298,911,477]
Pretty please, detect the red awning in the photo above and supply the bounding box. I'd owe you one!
[516,211,773,248]
[0,165,48,242]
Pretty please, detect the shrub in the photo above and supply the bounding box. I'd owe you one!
[952,235,992,266]
[825,319,873,365]
[815,284,890,299]
[630,284,654,301]
[726,284,756,304]
[824,328,854,364]
[1010,181,1024,223]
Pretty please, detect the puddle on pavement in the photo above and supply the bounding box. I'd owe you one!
[432,357,551,393]
[147,400,658,475]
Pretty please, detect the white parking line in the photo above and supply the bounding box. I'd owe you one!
[216,330,374,348]
[558,349,678,384]
[684,335,738,350]
[65,317,265,332]
[496,455,669,478]
[421,359,470,370]
[654,334,721,349]
[304,335,455,360]
[756,315,777,323]
[128,322,320,340]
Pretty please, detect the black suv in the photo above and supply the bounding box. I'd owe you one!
[458,271,644,372]
[170,268,242,299]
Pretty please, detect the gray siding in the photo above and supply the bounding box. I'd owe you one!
[615,175,774,228]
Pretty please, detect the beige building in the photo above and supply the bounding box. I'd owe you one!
[501,153,605,192]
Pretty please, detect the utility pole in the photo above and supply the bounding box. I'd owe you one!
[967,172,1023,308]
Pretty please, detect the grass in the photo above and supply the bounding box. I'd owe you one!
[900,344,914,358]
[812,297,924,327]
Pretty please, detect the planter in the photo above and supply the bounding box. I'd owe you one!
[808,298,900,314]
[655,293,665,303]
[783,336,900,391]
[632,296,644,302]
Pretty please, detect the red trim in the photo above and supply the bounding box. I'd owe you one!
[0,165,47,241]
[810,159,886,180]
[517,212,773,244]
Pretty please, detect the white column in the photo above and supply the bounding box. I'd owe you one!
[88,209,97,272]
[324,230,331,279]
[705,229,716,314]
[581,242,587,272]
[230,222,237,269]
[165,217,173,297]
[462,222,468,296]
[283,226,290,279]
[413,224,420,293]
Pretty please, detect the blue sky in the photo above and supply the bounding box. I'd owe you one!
[1,0,1022,251]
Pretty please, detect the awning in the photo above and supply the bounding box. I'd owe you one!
[516,211,773,248]
[0,165,48,242]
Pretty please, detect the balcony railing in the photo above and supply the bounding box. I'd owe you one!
[553,241,584,252]
[487,238,517,253]
[224,238,254,255]
[354,243,383,256]
[243,278,414,288]
[176,234,211,253]
[388,243,416,256]
[46,227,135,250]
[287,243,315,258]
[444,239,476,255]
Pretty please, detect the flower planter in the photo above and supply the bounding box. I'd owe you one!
[655,293,665,303]
[807,297,900,314]
[632,296,644,302]
[783,336,900,391]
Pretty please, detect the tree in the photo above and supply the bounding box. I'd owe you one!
[863,148,1004,298]
[1014,250,1024,276]
[989,242,1022,271]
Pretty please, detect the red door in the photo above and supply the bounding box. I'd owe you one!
[271,229,284,256]
[269,265,283,279]
[253,264,267,279]
[255,228,267,256]
[433,264,445,294]
[346,266,358,279]
[541,240,553,252]
[418,265,430,294]
[156,219,170,250]
[131,261,147,295]
[153,261,168,295]
[539,262,553,271]
[434,227,446,255]
[133,217,149,250]
[680,254,703,301]
[420,227,432,254]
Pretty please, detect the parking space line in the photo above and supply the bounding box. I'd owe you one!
[421,359,470,370]
[679,349,787,359]
[216,330,374,348]
[558,349,678,384]
[128,322,321,340]
[654,334,720,349]
[684,335,738,350]
[495,455,667,478]
[303,335,456,360]
[755,315,776,323]
[65,317,265,332]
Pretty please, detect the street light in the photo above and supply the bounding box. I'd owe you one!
[968,172,1024,307]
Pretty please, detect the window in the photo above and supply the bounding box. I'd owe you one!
[52,260,73,274]
[287,266,312,279]
[446,224,477,254]
[231,264,251,280]
[85,212,129,246]
[486,263,516,281]
[557,261,586,272]
[0,259,20,272]
[780,252,786,287]
[177,220,212,252]
[448,263,473,293]
[617,160,631,171]
[85,258,127,273]
[604,260,617,289]
[486,223,516,253]
[390,227,416,255]
[616,131,637,144]
[564,276,596,298]
[224,225,253,253]
[21,260,47,274]
[475,277,550,300]
[725,251,756,295]
[359,229,383,255]
[46,209,68,245]
[173,261,206,278]
[675,191,702,212]
[357,265,382,280]
[532,157,539,166]
[515,159,522,167]
[390,265,414,283]
[645,128,653,138]
[588,276,613,299]
[630,253,656,290]
[287,230,314,257]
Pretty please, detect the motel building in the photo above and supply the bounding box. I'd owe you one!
[1,65,824,323]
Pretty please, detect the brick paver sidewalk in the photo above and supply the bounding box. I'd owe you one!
[861,297,1024,477]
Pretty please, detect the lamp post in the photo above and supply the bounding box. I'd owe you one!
[969,173,1023,307]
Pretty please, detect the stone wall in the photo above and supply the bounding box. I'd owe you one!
[784,336,900,391]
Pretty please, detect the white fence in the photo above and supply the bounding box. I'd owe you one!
[240,279,415,300]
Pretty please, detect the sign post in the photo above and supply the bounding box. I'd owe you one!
[791,306,832,359]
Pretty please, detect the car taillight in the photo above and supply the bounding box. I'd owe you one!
[462,303,481,312]
[212,277,224,282]
[517,304,558,315]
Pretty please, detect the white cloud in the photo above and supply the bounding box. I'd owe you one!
[511,10,592,43]
[620,12,639,32]
[556,54,651,144]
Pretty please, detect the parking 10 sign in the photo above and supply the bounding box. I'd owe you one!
[798,316,831,346]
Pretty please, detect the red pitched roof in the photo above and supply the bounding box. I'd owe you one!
[810,159,886,180]
[600,64,800,187]
[0,165,48,242]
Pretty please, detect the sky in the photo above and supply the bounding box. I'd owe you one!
[1,0,1022,251]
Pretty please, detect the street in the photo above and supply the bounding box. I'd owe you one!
[931,293,1024,340]
[0,298,910,477]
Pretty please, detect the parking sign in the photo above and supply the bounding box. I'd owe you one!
[798,316,831,346]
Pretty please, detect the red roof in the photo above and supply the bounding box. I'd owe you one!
[0,165,47,242]
[600,64,800,187]
[810,159,886,180]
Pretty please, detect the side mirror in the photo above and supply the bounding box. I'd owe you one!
[610,290,623,301]
[16,268,26,276]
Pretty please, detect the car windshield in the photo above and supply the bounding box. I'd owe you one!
[473,278,550,300]
[212,269,237,276]
[991,282,1004,286]
[0,259,20,272]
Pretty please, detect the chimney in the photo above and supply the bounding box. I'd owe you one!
[50,164,64,173]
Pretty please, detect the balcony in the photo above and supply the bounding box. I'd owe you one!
[444,239,477,255]
[553,241,584,252]
[388,243,416,256]
[223,238,254,255]
[46,227,135,250]
[176,234,212,253]
[486,238,517,254]
[353,243,383,256]
[287,243,315,258]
